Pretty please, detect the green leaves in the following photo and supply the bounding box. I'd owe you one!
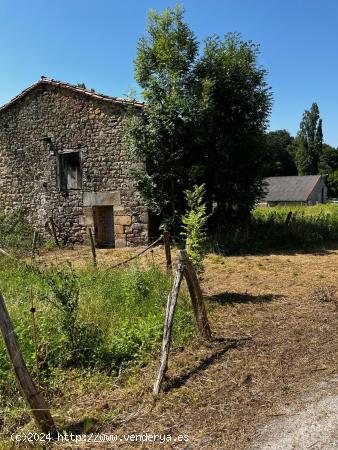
[0,210,35,252]
[326,170,338,197]
[181,184,209,271]
[134,4,198,101]
[126,6,272,234]
[264,130,297,176]
[296,103,323,175]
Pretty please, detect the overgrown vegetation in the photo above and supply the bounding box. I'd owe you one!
[126,5,272,235]
[0,261,195,411]
[181,184,209,271]
[0,210,34,252]
[0,210,56,258]
[216,204,338,254]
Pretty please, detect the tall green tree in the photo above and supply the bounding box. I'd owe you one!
[194,34,272,229]
[126,5,272,234]
[318,143,338,174]
[326,170,338,198]
[125,5,199,229]
[295,103,323,175]
[264,130,297,176]
[318,143,338,198]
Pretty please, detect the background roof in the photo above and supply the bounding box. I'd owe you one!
[263,175,322,202]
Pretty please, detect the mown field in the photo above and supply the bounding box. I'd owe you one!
[0,204,337,448]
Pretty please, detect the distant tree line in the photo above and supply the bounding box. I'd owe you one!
[264,103,338,198]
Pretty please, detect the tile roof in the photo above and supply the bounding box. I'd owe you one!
[0,76,144,114]
[262,175,322,202]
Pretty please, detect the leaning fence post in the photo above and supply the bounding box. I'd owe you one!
[0,291,55,433]
[153,262,185,395]
[49,217,60,248]
[88,228,97,267]
[178,250,211,340]
[163,231,172,271]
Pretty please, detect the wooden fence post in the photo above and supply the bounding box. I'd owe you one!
[31,230,38,261]
[285,211,293,226]
[49,217,60,248]
[153,262,185,395]
[178,250,211,340]
[163,231,172,271]
[0,291,55,433]
[88,228,97,267]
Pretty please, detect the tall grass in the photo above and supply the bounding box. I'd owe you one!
[0,210,34,252]
[0,260,195,409]
[217,204,338,253]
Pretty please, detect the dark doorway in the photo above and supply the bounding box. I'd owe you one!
[93,206,115,247]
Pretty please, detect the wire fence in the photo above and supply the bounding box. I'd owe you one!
[110,234,164,269]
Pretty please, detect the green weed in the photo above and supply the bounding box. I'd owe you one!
[0,260,195,410]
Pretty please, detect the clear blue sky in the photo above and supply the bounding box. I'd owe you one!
[1,0,338,146]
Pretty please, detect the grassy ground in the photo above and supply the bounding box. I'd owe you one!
[0,256,195,445]
[0,243,337,449]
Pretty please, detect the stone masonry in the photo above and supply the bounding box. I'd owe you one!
[0,77,149,247]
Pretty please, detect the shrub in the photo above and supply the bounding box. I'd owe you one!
[0,210,34,252]
[42,263,104,367]
[181,184,210,271]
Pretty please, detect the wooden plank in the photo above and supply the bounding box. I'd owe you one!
[163,231,172,271]
[153,262,184,394]
[49,217,60,248]
[178,250,211,340]
[0,291,55,432]
[88,228,97,267]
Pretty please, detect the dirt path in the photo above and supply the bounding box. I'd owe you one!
[248,376,338,450]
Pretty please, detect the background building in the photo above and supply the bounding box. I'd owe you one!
[262,175,327,206]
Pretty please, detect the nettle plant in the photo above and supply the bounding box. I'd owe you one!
[181,184,210,272]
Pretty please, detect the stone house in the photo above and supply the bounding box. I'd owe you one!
[262,175,327,206]
[0,77,149,247]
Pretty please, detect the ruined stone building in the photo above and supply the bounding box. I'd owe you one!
[0,77,149,247]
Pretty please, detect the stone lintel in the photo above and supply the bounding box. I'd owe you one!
[83,191,121,207]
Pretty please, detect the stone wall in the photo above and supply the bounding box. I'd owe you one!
[0,83,148,246]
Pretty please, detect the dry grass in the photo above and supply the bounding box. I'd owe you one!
[9,245,338,449]
[310,285,337,309]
